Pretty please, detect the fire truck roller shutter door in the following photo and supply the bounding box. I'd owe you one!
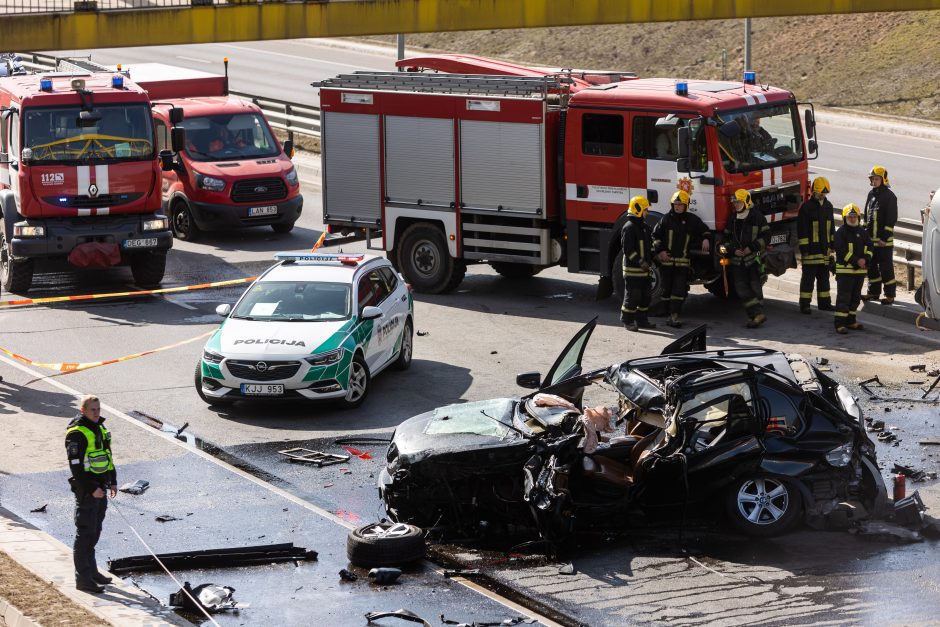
[384,116,454,208]
[323,112,382,225]
[460,120,544,214]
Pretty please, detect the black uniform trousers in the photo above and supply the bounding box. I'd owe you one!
[835,274,865,328]
[799,263,831,307]
[659,266,690,315]
[731,263,764,318]
[73,492,108,583]
[866,246,896,298]
[621,277,652,324]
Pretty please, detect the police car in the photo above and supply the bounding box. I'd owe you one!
[196,252,413,407]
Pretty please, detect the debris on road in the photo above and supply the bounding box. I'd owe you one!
[443,569,481,578]
[851,520,922,542]
[365,609,431,626]
[816,357,829,365]
[368,567,402,585]
[442,616,537,626]
[339,569,358,582]
[347,522,425,568]
[109,542,317,574]
[155,514,180,523]
[169,582,247,613]
[29,504,47,513]
[892,463,929,482]
[892,492,927,526]
[343,446,373,460]
[416,330,430,336]
[119,480,150,495]
[335,436,392,446]
[278,448,349,467]
[910,364,927,372]
[557,563,576,575]
[920,439,940,446]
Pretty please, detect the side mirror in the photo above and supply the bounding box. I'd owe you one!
[677,127,690,159]
[169,107,184,125]
[215,304,232,317]
[360,305,383,320]
[282,139,294,159]
[158,149,176,172]
[171,127,187,153]
[808,139,817,155]
[804,109,816,139]
[516,371,542,389]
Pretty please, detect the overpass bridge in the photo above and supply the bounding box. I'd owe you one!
[1,0,939,52]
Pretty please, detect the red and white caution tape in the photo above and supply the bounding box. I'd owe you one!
[0,331,213,373]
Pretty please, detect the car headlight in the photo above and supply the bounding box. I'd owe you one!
[203,349,224,365]
[142,216,169,232]
[305,349,344,367]
[13,223,44,238]
[285,168,299,186]
[826,443,854,467]
[196,174,226,192]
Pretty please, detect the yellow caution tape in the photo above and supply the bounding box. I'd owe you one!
[0,331,213,373]
[0,277,257,309]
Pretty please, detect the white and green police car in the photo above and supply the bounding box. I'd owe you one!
[196,252,414,407]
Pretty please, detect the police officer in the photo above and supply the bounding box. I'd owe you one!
[66,395,116,593]
[797,177,836,313]
[833,204,872,333]
[621,196,656,332]
[861,165,898,304]
[652,190,711,328]
[720,189,771,328]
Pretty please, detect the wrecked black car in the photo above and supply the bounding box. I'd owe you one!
[380,319,888,542]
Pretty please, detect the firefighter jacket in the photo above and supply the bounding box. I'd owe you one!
[834,224,872,275]
[621,216,653,279]
[797,196,835,264]
[864,185,898,246]
[651,210,711,268]
[66,415,116,496]
[721,209,770,267]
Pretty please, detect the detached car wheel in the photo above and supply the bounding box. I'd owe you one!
[346,522,425,568]
[726,475,802,537]
[339,353,370,409]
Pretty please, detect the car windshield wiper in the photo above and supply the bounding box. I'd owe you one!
[480,409,531,439]
[229,314,256,321]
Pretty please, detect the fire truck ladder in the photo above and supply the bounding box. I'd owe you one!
[314,72,566,98]
[54,56,115,74]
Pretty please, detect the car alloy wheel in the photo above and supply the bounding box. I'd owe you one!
[340,354,370,409]
[736,477,790,525]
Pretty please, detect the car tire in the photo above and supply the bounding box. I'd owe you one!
[490,262,542,279]
[339,353,370,409]
[397,223,464,294]
[194,362,234,406]
[0,229,33,294]
[130,251,167,288]
[346,521,425,568]
[271,222,294,234]
[391,319,413,371]
[171,200,201,242]
[610,250,662,307]
[725,474,802,537]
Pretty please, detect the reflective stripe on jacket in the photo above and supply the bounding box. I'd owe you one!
[834,224,872,275]
[797,197,834,264]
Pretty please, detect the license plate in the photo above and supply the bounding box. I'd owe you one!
[249,206,278,217]
[123,237,158,249]
[240,383,284,396]
[769,233,788,245]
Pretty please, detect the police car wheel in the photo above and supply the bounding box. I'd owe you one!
[340,353,370,409]
[194,362,234,406]
[392,320,413,371]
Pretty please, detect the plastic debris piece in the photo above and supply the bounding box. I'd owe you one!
[910,364,927,372]
[443,569,481,578]
[119,480,150,495]
[169,582,248,613]
[29,504,47,513]
[816,357,829,365]
[558,563,576,575]
[155,514,180,523]
[365,609,431,626]
[109,542,317,574]
[278,448,349,467]
[416,330,430,336]
[368,567,402,585]
[339,569,358,582]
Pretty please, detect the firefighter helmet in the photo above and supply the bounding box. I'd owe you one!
[811,177,830,195]
[671,190,690,206]
[868,165,889,186]
[732,189,752,209]
[842,203,862,220]
[628,196,650,218]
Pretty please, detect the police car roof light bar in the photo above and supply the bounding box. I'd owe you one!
[274,252,365,266]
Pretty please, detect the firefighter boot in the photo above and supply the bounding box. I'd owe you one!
[635,314,656,330]
[835,326,849,334]
[665,314,683,328]
[800,304,812,315]
[818,301,834,311]
[846,322,865,331]
[746,313,767,328]
[880,297,895,305]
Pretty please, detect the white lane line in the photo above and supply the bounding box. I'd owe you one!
[175,55,212,64]
[810,165,840,172]
[0,352,562,627]
[161,295,197,311]
[224,44,385,70]
[819,140,940,163]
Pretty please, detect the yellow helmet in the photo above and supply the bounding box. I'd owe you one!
[842,203,862,219]
[628,195,650,218]
[732,189,752,209]
[670,190,690,206]
[811,177,830,195]
[868,165,889,186]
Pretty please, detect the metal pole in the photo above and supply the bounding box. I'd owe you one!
[397,34,405,62]
[744,18,751,72]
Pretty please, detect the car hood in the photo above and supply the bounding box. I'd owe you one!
[215,317,350,357]
[189,157,292,179]
[391,398,526,466]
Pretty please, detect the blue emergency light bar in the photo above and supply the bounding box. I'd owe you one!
[275,252,365,265]
[743,71,756,85]
[675,81,688,96]
[39,78,53,91]
[111,75,124,89]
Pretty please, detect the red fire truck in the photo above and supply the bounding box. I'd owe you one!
[126,63,302,241]
[0,61,176,294]
[317,54,817,297]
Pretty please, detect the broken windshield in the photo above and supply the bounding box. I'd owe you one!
[24,104,154,163]
[716,103,803,173]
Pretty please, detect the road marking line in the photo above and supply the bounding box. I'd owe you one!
[175,55,211,64]
[224,44,385,70]
[818,140,940,163]
[0,354,564,627]
[161,295,198,311]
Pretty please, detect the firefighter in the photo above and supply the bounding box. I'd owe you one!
[620,196,656,331]
[861,165,898,304]
[719,189,771,328]
[796,177,835,313]
[834,204,872,333]
[652,190,711,328]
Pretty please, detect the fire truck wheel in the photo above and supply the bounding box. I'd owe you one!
[171,201,201,242]
[490,262,542,279]
[131,251,167,288]
[271,222,294,234]
[0,231,33,294]
[398,223,464,294]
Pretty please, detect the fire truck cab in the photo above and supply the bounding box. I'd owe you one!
[317,55,814,298]
[0,66,174,293]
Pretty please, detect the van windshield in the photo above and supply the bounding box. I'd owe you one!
[716,103,804,173]
[180,113,279,161]
[24,104,154,164]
